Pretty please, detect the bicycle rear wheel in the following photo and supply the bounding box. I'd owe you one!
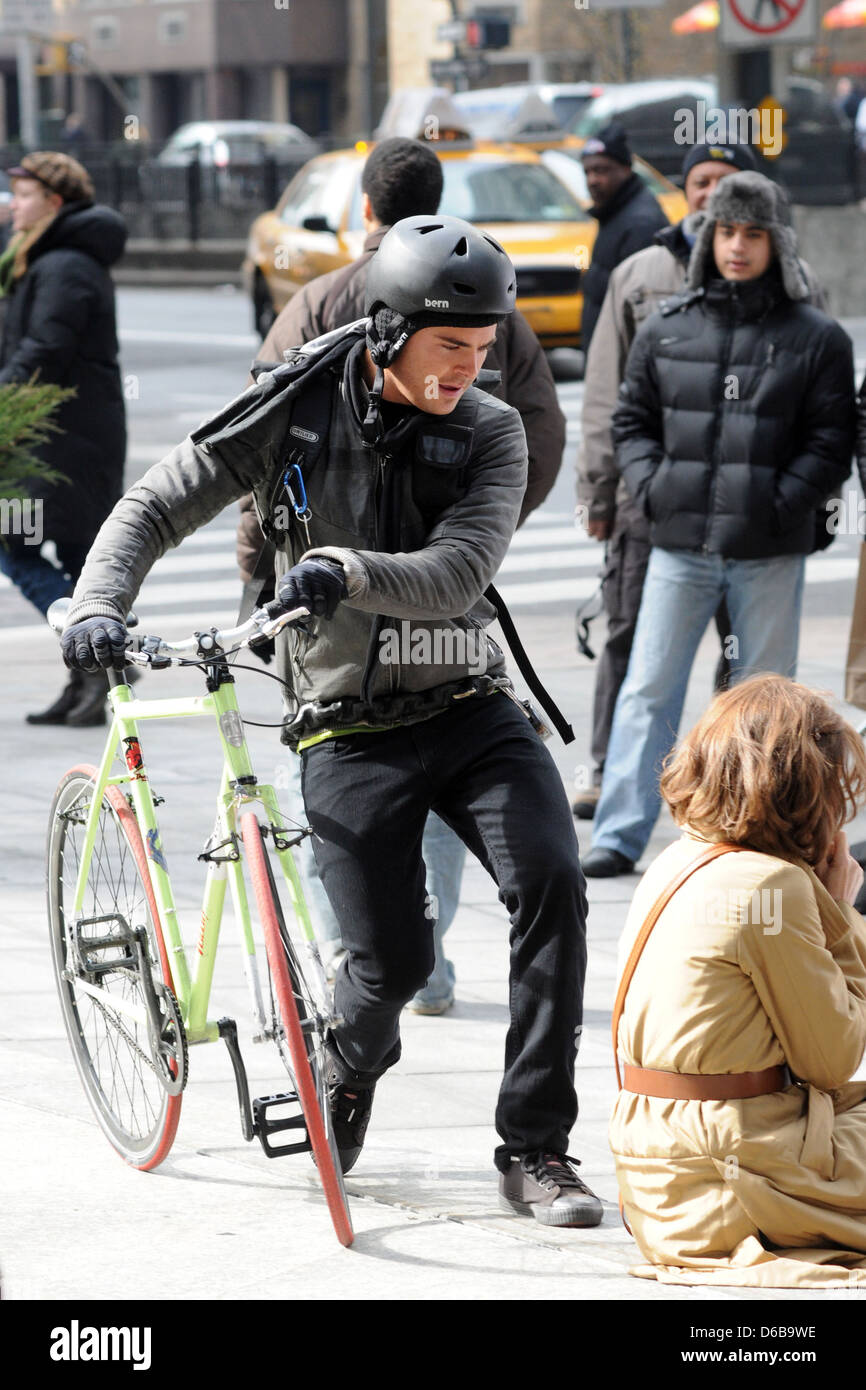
[47,765,185,1170]
[241,812,353,1247]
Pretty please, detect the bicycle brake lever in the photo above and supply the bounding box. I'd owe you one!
[256,602,310,641]
[129,634,172,669]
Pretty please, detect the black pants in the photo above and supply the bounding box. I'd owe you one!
[590,504,731,778]
[301,692,588,1172]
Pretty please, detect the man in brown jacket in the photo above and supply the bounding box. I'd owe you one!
[238,136,567,1012]
[573,140,826,824]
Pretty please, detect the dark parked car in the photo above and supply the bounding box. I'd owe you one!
[572,77,857,205]
[156,120,318,173]
[141,120,320,236]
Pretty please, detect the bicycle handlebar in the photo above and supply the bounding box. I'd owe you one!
[46,596,311,665]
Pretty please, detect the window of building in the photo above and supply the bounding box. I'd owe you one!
[91,16,120,49]
[158,11,188,43]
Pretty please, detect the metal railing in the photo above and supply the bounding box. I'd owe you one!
[0,140,345,240]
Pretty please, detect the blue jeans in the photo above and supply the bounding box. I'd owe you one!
[414,810,465,1007]
[0,539,89,617]
[281,752,465,1003]
[591,547,806,864]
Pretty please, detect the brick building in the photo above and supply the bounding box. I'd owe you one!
[0,0,389,144]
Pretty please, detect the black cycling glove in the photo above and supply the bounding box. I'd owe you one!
[61,616,129,673]
[277,558,347,620]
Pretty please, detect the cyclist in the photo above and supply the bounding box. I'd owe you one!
[240,135,567,1016]
[61,214,602,1228]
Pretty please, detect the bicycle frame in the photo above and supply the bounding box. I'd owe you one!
[71,670,319,1048]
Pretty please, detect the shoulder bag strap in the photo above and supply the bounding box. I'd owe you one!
[611,842,746,1088]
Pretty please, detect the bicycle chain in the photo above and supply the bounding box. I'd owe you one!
[87,988,159,1073]
[84,977,187,1091]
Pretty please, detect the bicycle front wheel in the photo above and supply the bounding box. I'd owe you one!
[47,765,185,1170]
[241,812,353,1247]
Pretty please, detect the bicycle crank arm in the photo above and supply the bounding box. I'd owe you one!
[218,1017,255,1143]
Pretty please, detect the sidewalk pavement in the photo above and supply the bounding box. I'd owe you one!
[1,596,864,1303]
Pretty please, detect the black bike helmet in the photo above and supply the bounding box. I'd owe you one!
[364,214,517,368]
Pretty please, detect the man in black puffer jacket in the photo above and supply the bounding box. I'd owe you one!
[578,123,669,351]
[0,151,127,726]
[582,171,856,877]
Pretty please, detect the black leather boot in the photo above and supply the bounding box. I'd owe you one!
[26,671,84,725]
[65,670,110,727]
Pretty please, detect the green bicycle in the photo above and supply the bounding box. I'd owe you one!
[45,597,354,1247]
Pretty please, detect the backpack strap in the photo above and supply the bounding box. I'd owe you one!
[235,359,341,624]
[485,582,575,745]
[259,366,335,551]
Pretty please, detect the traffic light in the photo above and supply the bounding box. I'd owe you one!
[465,16,511,49]
[35,37,85,75]
[36,41,71,75]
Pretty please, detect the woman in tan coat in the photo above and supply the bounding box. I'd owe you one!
[611,674,866,1288]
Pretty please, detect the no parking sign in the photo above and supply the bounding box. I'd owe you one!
[719,0,817,44]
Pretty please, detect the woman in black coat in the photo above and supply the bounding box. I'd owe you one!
[0,151,127,724]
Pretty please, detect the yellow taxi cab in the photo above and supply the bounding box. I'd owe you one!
[244,141,596,348]
[243,141,684,349]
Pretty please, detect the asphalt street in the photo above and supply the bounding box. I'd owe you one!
[2,288,866,1312]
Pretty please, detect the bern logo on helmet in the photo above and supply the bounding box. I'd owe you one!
[424,297,450,308]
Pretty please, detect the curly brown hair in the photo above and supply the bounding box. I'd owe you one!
[660,674,866,866]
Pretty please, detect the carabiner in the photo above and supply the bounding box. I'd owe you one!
[283,461,312,523]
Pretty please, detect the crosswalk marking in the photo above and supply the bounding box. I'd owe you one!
[1,514,859,619]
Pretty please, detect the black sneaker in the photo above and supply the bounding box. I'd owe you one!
[324,1046,375,1175]
[498,1152,604,1228]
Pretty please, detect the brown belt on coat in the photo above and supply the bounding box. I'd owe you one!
[622,1063,791,1101]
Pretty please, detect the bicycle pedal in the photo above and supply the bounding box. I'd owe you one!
[253,1091,312,1159]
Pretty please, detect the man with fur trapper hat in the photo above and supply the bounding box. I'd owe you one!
[574,144,828,827]
[580,170,856,878]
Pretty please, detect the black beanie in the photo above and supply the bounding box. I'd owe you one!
[581,122,631,167]
[681,142,758,182]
